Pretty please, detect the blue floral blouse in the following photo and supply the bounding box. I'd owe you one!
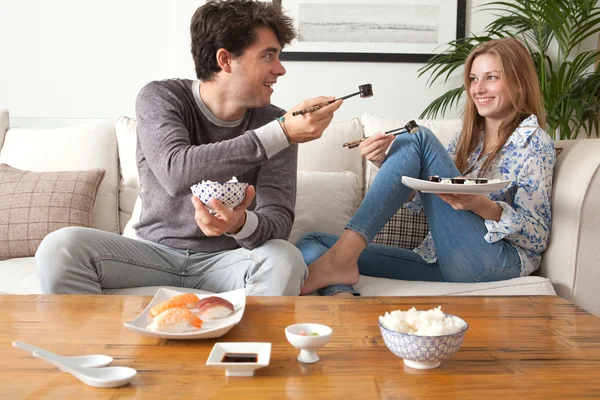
[405,115,556,276]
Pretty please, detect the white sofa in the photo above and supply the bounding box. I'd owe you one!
[1,109,599,316]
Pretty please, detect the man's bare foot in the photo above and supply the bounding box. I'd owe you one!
[300,252,359,295]
[332,292,355,298]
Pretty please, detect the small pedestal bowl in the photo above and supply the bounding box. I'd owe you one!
[285,323,332,363]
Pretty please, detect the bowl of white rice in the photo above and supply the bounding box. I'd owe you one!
[190,177,249,212]
[378,306,468,369]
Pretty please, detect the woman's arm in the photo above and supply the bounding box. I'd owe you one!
[483,149,555,253]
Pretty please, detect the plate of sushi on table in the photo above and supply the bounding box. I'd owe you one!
[124,288,246,339]
[402,176,511,195]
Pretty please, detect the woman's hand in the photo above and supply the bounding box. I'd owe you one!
[436,193,503,221]
[359,132,395,167]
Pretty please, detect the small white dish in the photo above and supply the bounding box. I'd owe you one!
[124,287,246,339]
[285,323,332,363]
[402,176,510,194]
[206,342,271,377]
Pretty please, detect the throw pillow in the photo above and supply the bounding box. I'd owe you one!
[366,163,429,250]
[289,171,359,245]
[0,164,105,260]
[372,208,429,250]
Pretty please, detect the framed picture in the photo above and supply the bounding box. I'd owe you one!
[274,0,466,63]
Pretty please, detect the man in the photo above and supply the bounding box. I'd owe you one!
[36,0,342,295]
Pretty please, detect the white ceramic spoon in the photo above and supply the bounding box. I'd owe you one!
[32,350,137,388]
[12,341,113,368]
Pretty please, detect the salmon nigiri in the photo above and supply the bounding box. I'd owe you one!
[149,293,200,317]
[146,308,203,333]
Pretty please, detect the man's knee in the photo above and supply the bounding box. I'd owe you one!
[36,227,87,293]
[252,239,308,294]
[256,239,305,269]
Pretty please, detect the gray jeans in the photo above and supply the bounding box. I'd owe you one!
[36,227,308,295]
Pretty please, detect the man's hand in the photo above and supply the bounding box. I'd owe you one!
[283,96,344,144]
[436,192,502,221]
[359,132,395,167]
[191,185,256,236]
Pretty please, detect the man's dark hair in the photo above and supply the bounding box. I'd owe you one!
[191,0,296,81]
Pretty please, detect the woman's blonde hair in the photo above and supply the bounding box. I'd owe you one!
[454,37,546,175]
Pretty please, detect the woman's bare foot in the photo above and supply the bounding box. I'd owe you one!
[300,251,360,295]
[300,229,366,295]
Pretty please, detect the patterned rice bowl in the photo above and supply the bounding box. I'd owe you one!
[190,180,249,212]
[378,316,468,370]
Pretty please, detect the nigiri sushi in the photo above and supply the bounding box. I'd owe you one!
[196,296,235,319]
[149,293,200,317]
[146,308,203,333]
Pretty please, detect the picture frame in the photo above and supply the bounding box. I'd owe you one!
[273,0,466,63]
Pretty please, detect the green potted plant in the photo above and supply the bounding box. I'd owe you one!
[418,0,600,140]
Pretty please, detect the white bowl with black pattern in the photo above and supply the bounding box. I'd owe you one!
[191,180,249,211]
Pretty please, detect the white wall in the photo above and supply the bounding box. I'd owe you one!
[0,0,560,125]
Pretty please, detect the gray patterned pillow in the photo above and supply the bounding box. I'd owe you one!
[0,164,105,260]
[367,163,429,250]
[372,207,429,249]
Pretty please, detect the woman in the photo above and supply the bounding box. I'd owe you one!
[297,37,556,297]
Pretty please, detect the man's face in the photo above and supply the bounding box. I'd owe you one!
[228,26,286,108]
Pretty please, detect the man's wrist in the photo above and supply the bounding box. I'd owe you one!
[276,116,292,144]
[227,211,247,235]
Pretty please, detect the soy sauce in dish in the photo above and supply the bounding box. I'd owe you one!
[221,353,258,363]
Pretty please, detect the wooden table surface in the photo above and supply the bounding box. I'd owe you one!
[1,295,599,399]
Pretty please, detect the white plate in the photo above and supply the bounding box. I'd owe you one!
[206,342,271,377]
[124,287,246,339]
[402,176,510,194]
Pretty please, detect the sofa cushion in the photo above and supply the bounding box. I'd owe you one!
[115,116,139,233]
[0,257,42,294]
[0,110,8,150]
[297,118,364,202]
[0,255,557,296]
[289,170,359,245]
[0,164,105,260]
[121,170,360,246]
[354,275,556,296]
[0,121,120,234]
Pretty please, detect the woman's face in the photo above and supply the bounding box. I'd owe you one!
[469,53,513,123]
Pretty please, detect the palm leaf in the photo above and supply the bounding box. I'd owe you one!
[419,87,465,120]
[418,0,600,140]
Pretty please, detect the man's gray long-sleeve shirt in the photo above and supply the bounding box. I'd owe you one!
[134,79,297,252]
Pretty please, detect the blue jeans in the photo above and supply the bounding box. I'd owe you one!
[296,127,521,296]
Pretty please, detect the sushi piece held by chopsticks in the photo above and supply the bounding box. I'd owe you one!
[292,84,373,116]
[342,120,419,149]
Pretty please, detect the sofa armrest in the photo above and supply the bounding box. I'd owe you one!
[541,139,600,316]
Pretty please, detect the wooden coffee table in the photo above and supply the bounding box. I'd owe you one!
[1,295,599,399]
